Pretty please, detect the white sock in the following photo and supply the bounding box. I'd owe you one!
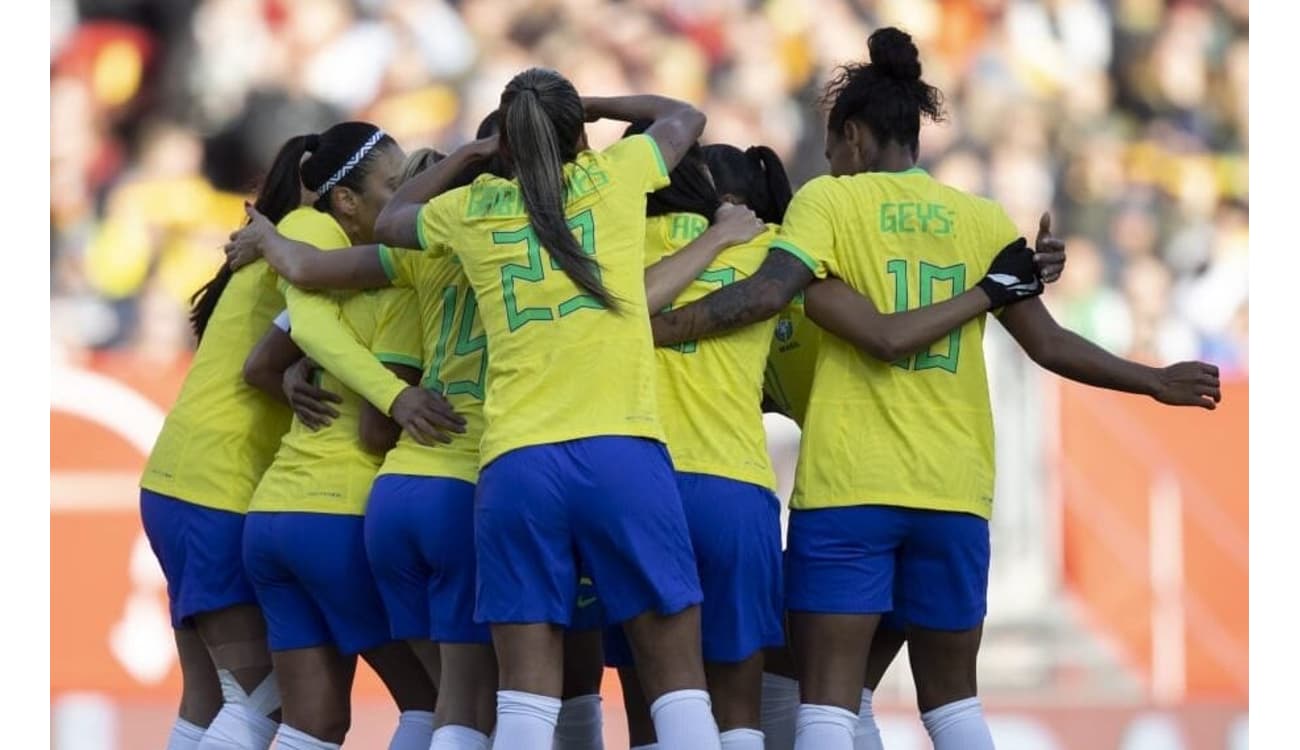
[793,704,855,750]
[553,694,604,749]
[921,697,994,750]
[853,689,883,750]
[759,673,798,750]
[274,724,342,750]
[720,727,765,749]
[387,709,435,749]
[649,689,721,750]
[494,690,562,749]
[432,724,492,750]
[166,718,206,750]
[197,704,277,750]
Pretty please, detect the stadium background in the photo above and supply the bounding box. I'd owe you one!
[49,0,1248,747]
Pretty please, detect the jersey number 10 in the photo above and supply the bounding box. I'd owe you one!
[885,259,966,374]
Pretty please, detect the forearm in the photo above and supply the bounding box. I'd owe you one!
[644,227,732,311]
[242,326,300,405]
[284,288,407,415]
[583,95,694,123]
[376,146,480,247]
[263,236,389,290]
[805,280,992,362]
[651,279,783,346]
[1033,328,1160,395]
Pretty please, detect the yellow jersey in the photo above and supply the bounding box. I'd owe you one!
[415,134,671,466]
[773,168,1018,519]
[140,259,292,513]
[250,210,422,516]
[375,245,486,485]
[648,214,779,489]
[763,295,821,428]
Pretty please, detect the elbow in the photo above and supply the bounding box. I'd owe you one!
[683,107,707,141]
[242,357,269,390]
[867,336,904,364]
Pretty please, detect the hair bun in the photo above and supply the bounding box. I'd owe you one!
[868,27,922,82]
[303,133,321,152]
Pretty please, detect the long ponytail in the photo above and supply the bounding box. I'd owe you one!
[501,68,615,310]
[188,134,316,341]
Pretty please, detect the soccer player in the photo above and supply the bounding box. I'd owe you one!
[649,28,1221,750]
[238,122,445,750]
[140,122,453,750]
[601,130,777,750]
[371,72,724,750]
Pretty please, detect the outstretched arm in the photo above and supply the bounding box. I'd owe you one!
[998,297,1222,409]
[650,249,813,346]
[225,205,390,290]
[375,136,499,249]
[582,95,706,172]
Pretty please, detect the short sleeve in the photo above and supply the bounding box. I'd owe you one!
[770,176,838,279]
[602,134,671,194]
[370,289,423,370]
[378,245,418,288]
[415,194,459,256]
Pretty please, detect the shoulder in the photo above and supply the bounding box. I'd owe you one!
[277,207,349,249]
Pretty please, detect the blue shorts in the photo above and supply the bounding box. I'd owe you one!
[785,506,990,631]
[243,511,392,654]
[605,472,784,665]
[475,436,702,628]
[364,474,491,645]
[140,490,259,629]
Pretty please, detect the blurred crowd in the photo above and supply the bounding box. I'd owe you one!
[50,0,1249,375]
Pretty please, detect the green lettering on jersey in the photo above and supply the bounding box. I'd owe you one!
[669,214,708,242]
[879,203,954,237]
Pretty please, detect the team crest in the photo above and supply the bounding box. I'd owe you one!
[775,318,794,343]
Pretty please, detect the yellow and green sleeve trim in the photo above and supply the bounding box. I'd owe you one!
[770,239,819,275]
[641,134,669,180]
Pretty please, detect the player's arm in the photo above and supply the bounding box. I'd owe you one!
[224,205,390,290]
[242,317,302,407]
[374,136,499,249]
[802,237,1043,362]
[644,204,766,311]
[997,297,1222,409]
[359,363,421,455]
[283,286,466,442]
[582,95,706,171]
[650,249,813,346]
[243,312,344,429]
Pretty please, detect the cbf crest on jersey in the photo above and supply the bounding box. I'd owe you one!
[775,317,794,343]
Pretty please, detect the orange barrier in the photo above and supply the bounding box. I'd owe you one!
[1057,379,1248,701]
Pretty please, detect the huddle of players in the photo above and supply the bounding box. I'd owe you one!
[138,26,1222,750]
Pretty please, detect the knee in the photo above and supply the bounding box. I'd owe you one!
[913,672,977,712]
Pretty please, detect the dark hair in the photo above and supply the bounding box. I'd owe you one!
[822,27,945,157]
[450,110,510,189]
[500,68,615,309]
[188,122,395,341]
[704,143,793,224]
[622,120,719,219]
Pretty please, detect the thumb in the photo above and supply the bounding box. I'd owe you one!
[1036,212,1052,246]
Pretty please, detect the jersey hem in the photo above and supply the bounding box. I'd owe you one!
[789,493,992,520]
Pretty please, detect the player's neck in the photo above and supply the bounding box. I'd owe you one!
[873,147,916,174]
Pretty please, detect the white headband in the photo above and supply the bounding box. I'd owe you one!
[317,129,387,194]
